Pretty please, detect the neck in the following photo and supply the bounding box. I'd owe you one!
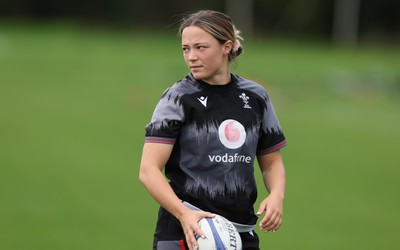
[202,72,231,85]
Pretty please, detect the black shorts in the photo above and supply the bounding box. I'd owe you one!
[153,207,260,250]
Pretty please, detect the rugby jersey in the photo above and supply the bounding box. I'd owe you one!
[145,73,286,226]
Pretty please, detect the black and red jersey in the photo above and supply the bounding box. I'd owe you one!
[145,73,286,226]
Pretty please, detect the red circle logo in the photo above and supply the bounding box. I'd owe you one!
[218,119,246,149]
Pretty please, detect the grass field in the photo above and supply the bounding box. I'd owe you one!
[1,22,400,249]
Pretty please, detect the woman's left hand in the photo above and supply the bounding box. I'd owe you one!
[256,193,284,233]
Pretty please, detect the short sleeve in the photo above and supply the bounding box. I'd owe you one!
[145,87,185,144]
[256,93,286,155]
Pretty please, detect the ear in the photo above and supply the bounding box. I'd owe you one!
[223,40,233,55]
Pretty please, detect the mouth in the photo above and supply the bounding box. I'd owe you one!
[190,65,202,70]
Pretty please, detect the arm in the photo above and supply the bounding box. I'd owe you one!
[256,150,286,233]
[139,143,213,250]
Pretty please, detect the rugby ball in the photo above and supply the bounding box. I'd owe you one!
[197,215,242,250]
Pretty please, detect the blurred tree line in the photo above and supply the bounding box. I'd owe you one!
[0,0,399,44]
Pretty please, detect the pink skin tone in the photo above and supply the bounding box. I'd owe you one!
[181,26,233,85]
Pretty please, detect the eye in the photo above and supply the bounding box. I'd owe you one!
[197,45,206,50]
[182,47,189,53]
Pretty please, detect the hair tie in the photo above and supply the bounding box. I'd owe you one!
[233,40,241,52]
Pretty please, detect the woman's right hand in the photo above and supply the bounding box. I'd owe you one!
[140,143,215,249]
[178,209,215,250]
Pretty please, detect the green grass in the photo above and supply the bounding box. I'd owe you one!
[1,22,399,249]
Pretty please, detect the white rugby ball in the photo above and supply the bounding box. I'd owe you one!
[196,215,242,250]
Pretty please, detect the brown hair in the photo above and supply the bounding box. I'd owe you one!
[178,10,243,62]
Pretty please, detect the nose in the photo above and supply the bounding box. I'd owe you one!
[187,50,197,61]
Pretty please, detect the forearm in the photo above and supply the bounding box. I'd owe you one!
[257,150,286,232]
[263,161,286,199]
[258,150,286,198]
[139,164,190,220]
[139,143,213,250]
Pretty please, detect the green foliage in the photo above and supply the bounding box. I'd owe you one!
[0,22,399,249]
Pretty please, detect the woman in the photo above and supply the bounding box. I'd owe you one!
[139,10,287,250]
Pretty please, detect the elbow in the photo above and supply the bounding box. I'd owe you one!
[139,161,164,187]
[139,164,154,187]
[138,166,147,185]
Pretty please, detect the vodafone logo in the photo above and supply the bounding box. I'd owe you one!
[218,119,246,149]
